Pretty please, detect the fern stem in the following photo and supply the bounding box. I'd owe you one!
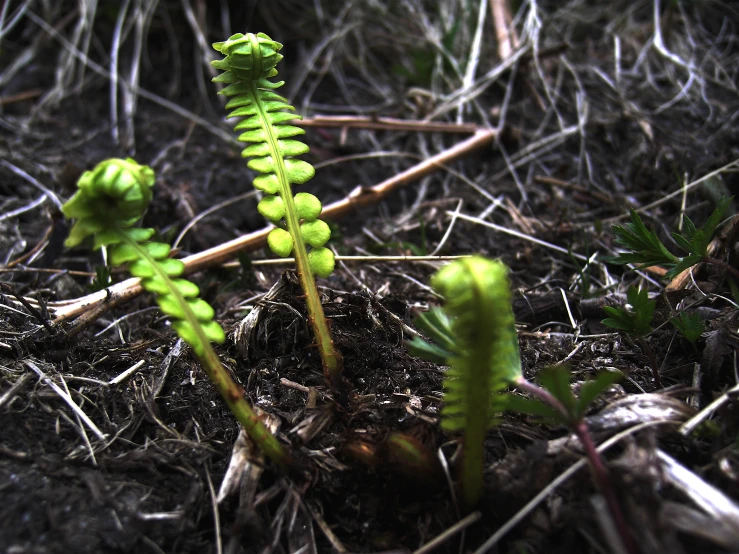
[247,80,343,386]
[460,331,492,509]
[118,231,293,469]
[456,275,501,510]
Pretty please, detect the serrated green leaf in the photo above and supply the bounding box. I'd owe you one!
[413,306,457,355]
[610,209,678,269]
[538,366,576,416]
[601,315,635,332]
[574,370,622,419]
[603,287,655,336]
[670,311,704,348]
[671,232,695,254]
[406,335,453,365]
[501,394,563,423]
[665,255,702,279]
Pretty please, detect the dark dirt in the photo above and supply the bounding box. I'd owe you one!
[2,1,739,553]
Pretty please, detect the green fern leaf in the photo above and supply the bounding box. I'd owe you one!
[212,32,333,277]
[425,256,523,508]
[61,158,225,356]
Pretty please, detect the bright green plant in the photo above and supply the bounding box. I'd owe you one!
[211,32,342,386]
[408,256,626,534]
[62,158,294,470]
[670,311,705,353]
[409,257,521,508]
[610,198,735,280]
[601,286,661,387]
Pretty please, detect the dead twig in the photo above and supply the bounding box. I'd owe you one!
[49,128,497,323]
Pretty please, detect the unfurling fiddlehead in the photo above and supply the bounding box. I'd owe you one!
[62,158,293,469]
[408,257,522,508]
[212,32,343,385]
[409,257,624,524]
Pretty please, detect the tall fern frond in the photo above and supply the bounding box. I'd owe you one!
[431,257,521,432]
[212,32,343,384]
[211,32,334,277]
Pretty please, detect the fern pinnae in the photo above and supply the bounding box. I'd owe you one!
[212,32,343,384]
[62,158,292,469]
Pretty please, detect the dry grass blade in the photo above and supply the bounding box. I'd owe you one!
[24,360,106,442]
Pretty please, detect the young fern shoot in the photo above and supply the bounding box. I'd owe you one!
[409,257,522,509]
[211,32,343,386]
[408,257,632,551]
[62,158,293,470]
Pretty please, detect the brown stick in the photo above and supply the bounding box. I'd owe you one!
[50,128,497,322]
[299,115,479,134]
[490,0,519,61]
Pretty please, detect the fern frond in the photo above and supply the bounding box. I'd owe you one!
[432,257,522,431]
[63,158,225,356]
[212,32,343,385]
[212,32,334,278]
[62,158,292,469]
[430,256,522,508]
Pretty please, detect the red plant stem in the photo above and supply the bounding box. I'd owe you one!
[572,421,639,554]
[512,377,568,416]
[513,377,638,554]
[703,256,739,281]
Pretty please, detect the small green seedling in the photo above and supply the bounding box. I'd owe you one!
[601,286,661,386]
[670,311,705,353]
[610,198,734,280]
[409,256,626,538]
[211,32,342,387]
[601,286,655,336]
[62,158,293,471]
[507,365,622,427]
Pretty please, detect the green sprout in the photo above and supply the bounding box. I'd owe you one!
[670,311,705,353]
[601,286,661,387]
[408,256,628,545]
[409,257,521,508]
[211,32,342,387]
[62,158,294,471]
[601,286,655,336]
[610,198,735,280]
